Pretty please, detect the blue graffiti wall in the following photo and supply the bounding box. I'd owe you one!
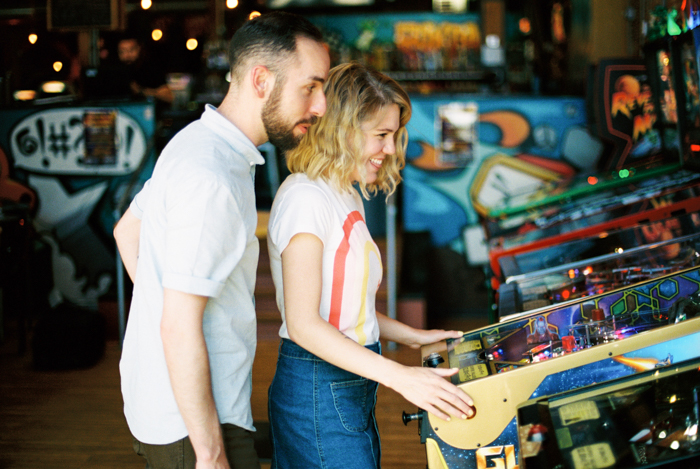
[402,95,601,248]
[0,101,156,309]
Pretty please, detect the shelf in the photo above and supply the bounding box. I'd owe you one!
[384,70,495,82]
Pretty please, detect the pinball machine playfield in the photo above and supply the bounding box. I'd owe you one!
[406,265,700,469]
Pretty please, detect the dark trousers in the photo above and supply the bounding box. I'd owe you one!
[132,423,261,469]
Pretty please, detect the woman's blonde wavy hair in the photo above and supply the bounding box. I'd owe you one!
[285,62,412,199]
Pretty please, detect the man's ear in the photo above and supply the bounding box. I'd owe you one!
[251,65,272,98]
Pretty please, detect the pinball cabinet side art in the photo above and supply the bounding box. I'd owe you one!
[404,265,700,469]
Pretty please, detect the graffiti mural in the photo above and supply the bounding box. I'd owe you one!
[0,102,156,310]
[402,96,603,254]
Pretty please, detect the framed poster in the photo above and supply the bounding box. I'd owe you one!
[435,102,478,167]
[82,109,117,166]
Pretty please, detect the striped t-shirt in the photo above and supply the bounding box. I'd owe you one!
[267,173,382,345]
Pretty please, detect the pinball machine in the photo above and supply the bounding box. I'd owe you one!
[483,169,700,241]
[497,213,700,316]
[479,28,700,225]
[404,265,700,469]
[480,33,700,294]
[486,183,700,294]
[516,355,700,469]
[496,211,700,282]
[472,57,678,225]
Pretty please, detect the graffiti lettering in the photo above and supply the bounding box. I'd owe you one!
[48,122,71,157]
[10,108,148,176]
[14,128,39,156]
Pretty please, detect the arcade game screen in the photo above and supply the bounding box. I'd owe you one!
[517,356,700,469]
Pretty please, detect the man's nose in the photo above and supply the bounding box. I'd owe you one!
[310,92,327,117]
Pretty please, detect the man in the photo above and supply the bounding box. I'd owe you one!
[113,12,330,469]
[116,34,174,104]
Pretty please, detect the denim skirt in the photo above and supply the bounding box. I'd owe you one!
[268,338,381,469]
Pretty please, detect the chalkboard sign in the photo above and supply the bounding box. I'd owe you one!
[47,0,121,31]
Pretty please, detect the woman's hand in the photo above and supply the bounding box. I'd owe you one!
[386,364,475,421]
[375,313,464,349]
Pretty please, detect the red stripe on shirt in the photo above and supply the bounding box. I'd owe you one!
[328,210,364,329]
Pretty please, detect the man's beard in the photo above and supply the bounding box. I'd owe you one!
[262,84,316,153]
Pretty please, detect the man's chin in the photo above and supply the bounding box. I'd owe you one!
[269,135,302,153]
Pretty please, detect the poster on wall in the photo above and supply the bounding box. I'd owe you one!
[435,102,478,167]
[82,109,117,165]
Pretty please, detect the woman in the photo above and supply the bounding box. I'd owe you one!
[267,62,475,469]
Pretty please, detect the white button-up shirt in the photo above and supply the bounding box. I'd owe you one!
[120,104,264,444]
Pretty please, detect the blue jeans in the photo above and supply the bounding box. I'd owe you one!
[268,339,381,469]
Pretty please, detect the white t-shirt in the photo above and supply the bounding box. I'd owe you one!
[120,105,264,444]
[267,173,382,345]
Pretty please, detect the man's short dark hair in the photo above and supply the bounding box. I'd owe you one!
[117,31,142,46]
[228,11,324,84]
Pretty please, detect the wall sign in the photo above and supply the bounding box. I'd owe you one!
[10,107,147,176]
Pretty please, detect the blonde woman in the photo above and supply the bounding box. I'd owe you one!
[266,62,475,468]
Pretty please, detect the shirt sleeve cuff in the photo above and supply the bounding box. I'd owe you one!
[162,272,225,298]
[129,196,144,219]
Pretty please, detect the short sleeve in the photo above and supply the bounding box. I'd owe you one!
[129,178,152,219]
[162,175,247,298]
[268,182,333,255]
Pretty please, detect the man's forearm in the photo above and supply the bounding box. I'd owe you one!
[161,288,229,468]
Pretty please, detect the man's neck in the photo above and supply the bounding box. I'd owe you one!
[217,90,267,148]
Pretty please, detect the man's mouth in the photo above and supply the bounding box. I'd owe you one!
[295,116,318,134]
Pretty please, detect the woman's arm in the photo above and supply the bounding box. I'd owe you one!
[376,312,463,349]
[282,233,475,421]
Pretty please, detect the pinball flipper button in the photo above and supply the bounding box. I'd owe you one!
[402,411,423,425]
[423,352,445,368]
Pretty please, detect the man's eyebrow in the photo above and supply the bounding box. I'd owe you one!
[309,75,326,84]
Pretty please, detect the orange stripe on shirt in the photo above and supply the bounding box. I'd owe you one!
[328,210,364,329]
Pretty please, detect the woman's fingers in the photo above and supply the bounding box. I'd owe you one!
[433,385,475,420]
[396,367,476,421]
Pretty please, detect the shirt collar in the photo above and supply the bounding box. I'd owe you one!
[201,104,266,167]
